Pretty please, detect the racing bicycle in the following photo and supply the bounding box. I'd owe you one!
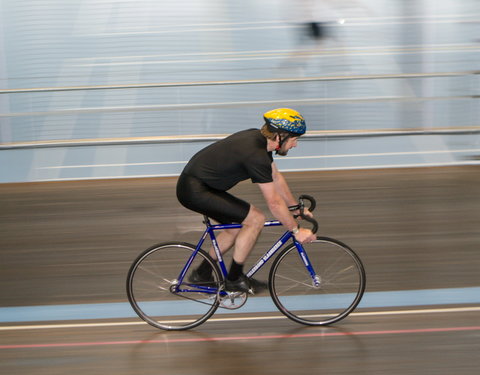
[126,195,366,330]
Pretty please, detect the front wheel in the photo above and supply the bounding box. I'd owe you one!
[269,236,366,326]
[126,242,222,330]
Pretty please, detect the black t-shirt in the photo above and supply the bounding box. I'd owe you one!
[182,129,274,191]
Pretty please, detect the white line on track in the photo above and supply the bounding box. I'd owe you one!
[1,306,479,331]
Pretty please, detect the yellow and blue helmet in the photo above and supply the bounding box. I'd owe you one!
[263,108,306,136]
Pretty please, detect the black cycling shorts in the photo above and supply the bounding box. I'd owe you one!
[176,173,250,224]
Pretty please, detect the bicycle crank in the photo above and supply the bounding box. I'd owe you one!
[218,290,248,309]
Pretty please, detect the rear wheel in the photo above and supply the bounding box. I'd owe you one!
[269,237,365,326]
[126,242,222,330]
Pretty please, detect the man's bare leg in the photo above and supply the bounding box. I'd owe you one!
[208,205,264,262]
[208,228,239,260]
[232,205,265,264]
[226,205,267,292]
[191,229,239,281]
[196,206,265,292]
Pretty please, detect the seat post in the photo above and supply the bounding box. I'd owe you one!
[202,215,212,227]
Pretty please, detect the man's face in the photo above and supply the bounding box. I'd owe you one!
[276,136,299,156]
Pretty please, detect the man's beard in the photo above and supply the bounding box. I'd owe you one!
[275,146,289,156]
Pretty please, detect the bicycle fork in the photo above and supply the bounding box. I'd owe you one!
[294,241,322,288]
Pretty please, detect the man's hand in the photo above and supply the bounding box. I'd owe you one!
[294,208,313,219]
[293,227,316,244]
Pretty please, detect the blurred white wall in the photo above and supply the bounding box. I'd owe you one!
[0,0,479,182]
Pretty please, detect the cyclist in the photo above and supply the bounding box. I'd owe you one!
[176,108,317,294]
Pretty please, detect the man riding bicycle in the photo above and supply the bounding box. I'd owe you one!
[176,108,317,294]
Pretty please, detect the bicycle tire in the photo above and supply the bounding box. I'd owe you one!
[126,242,222,330]
[269,236,366,326]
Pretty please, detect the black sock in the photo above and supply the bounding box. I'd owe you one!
[197,259,212,278]
[227,259,244,281]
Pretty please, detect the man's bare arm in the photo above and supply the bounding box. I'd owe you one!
[257,181,316,243]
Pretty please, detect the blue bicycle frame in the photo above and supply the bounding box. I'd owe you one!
[176,215,319,294]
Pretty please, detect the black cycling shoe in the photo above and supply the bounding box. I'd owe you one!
[188,269,216,287]
[248,277,268,294]
[225,274,267,295]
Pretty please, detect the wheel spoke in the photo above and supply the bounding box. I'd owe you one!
[269,237,365,326]
[127,243,222,330]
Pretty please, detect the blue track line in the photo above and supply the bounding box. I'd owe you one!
[0,286,479,323]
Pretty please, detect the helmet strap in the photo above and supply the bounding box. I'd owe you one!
[275,133,290,155]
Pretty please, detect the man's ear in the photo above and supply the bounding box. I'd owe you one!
[275,134,281,151]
